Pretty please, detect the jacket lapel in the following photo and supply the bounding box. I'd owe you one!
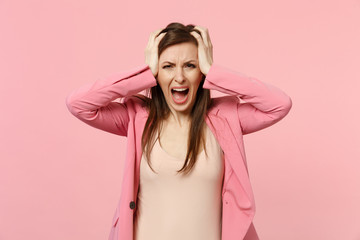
[134,112,148,202]
[204,112,255,206]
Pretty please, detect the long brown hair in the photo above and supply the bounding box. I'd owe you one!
[138,22,212,175]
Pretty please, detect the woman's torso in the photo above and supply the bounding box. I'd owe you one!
[134,122,225,240]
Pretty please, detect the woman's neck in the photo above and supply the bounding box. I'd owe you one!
[166,111,191,128]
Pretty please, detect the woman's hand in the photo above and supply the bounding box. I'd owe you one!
[190,26,214,76]
[145,28,166,78]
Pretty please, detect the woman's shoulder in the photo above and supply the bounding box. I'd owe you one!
[207,95,242,120]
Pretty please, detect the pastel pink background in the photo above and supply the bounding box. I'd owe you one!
[1,0,359,239]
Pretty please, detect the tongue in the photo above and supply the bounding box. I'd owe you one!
[172,91,187,100]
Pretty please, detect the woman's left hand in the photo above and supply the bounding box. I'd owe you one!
[190,26,214,76]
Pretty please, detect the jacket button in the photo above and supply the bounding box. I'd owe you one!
[129,201,136,209]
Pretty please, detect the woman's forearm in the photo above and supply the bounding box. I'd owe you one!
[66,64,156,114]
[65,63,157,135]
[203,62,292,134]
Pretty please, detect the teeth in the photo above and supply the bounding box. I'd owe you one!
[172,88,188,91]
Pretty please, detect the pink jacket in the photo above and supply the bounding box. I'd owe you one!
[65,62,292,240]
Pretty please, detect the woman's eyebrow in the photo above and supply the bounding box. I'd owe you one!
[161,60,197,64]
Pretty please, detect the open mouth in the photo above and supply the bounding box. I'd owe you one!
[171,88,189,102]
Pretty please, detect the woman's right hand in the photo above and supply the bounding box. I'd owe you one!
[145,28,167,78]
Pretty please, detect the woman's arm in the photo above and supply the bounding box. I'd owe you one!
[203,62,292,135]
[65,63,157,136]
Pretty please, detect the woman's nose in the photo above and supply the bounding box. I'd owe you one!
[174,67,185,83]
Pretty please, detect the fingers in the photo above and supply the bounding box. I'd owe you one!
[152,29,165,42]
[191,26,213,48]
[190,31,208,53]
[147,28,164,48]
[145,28,167,77]
[189,26,214,72]
[155,32,166,44]
[190,30,204,46]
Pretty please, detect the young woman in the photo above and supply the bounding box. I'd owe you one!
[66,22,292,240]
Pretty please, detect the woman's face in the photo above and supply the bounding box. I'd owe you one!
[157,42,203,116]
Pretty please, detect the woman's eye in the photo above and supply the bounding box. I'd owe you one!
[163,64,195,69]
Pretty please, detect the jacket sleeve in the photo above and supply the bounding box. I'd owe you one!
[65,63,157,136]
[202,62,292,135]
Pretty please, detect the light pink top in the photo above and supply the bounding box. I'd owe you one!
[134,124,225,240]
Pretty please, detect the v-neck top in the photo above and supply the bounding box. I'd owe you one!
[134,124,225,240]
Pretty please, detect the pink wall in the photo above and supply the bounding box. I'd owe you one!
[1,0,359,239]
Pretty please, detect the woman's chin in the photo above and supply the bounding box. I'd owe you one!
[168,99,193,115]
